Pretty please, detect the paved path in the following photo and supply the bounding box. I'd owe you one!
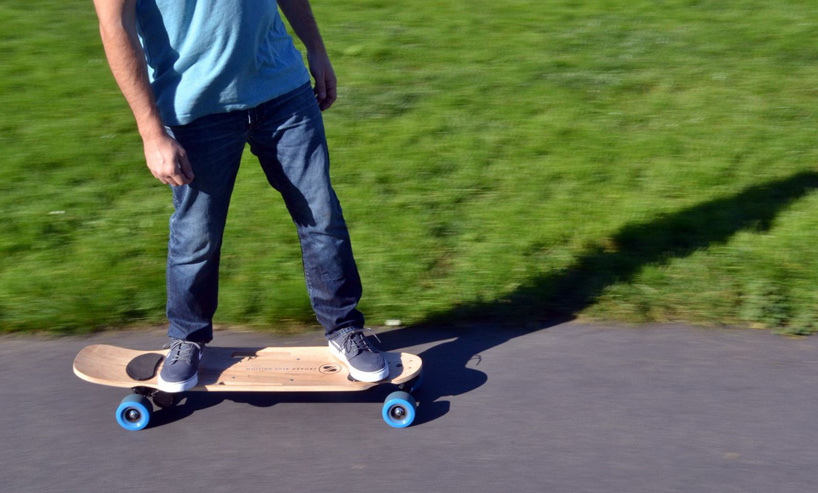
[2,322,817,492]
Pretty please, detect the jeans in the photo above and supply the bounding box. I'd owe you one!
[164,82,364,343]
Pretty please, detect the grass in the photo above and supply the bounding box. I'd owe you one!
[2,0,818,335]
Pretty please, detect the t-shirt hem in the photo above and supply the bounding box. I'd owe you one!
[163,76,311,127]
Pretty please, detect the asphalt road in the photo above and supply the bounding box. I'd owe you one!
[2,321,817,493]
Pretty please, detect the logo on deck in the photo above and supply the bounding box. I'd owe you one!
[319,364,342,374]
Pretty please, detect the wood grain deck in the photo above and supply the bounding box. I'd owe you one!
[73,344,422,392]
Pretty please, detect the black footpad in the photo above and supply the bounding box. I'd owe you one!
[126,353,164,381]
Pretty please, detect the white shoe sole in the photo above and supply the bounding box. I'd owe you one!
[328,342,389,383]
[157,373,198,393]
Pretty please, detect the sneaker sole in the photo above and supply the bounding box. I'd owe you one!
[157,373,198,393]
[328,342,389,383]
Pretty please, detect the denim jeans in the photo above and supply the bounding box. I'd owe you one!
[164,82,364,343]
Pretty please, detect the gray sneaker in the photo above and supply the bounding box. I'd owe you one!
[157,339,203,393]
[327,327,389,382]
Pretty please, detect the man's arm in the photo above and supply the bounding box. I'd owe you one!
[277,0,337,111]
[92,0,193,186]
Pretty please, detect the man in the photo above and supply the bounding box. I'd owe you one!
[92,0,386,392]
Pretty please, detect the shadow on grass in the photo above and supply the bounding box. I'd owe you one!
[377,171,818,423]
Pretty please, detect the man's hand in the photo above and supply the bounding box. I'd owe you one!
[94,0,191,185]
[278,0,337,111]
[307,51,337,111]
[142,131,194,186]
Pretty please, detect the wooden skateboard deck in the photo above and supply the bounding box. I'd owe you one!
[74,343,423,430]
[73,344,422,392]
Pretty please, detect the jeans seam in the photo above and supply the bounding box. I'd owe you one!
[298,231,317,305]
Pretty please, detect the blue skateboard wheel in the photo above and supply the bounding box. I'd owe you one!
[382,391,417,428]
[115,394,152,431]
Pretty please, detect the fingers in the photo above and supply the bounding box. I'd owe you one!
[153,165,183,186]
[316,75,337,111]
[177,150,195,182]
[307,52,337,111]
[314,75,327,109]
[165,159,193,187]
[165,173,183,187]
[322,76,337,111]
[144,135,194,187]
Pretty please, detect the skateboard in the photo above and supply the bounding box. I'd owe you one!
[73,344,423,431]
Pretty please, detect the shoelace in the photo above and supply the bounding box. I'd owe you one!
[339,328,381,354]
[163,340,203,364]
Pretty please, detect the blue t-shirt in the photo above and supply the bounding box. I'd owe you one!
[135,0,311,125]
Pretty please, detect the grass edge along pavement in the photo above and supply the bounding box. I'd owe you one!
[5,173,817,338]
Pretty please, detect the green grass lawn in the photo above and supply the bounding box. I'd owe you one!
[2,0,818,334]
